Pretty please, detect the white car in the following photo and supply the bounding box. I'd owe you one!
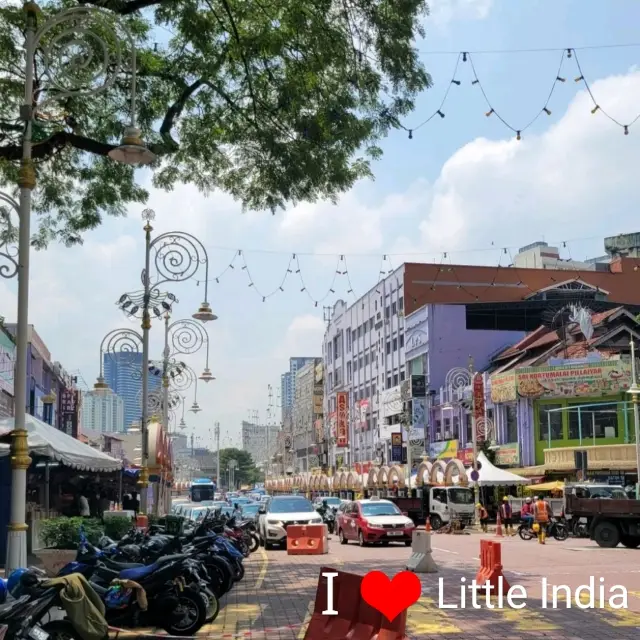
[258,495,322,549]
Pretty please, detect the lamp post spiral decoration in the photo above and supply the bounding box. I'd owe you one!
[116,207,216,514]
[4,2,154,572]
[94,328,144,391]
[445,367,472,403]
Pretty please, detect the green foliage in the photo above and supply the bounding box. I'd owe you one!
[219,447,263,488]
[0,0,430,245]
[103,514,134,540]
[40,517,104,549]
[480,440,497,466]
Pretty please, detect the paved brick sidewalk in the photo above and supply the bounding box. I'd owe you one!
[110,534,640,639]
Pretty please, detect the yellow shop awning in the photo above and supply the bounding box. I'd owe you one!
[524,480,564,492]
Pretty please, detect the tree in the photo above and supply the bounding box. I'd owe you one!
[218,447,262,488]
[0,0,430,247]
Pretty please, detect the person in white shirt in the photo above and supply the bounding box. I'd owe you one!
[78,492,90,517]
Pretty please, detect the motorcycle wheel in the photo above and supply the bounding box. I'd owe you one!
[206,558,233,597]
[235,561,245,582]
[518,525,534,541]
[163,588,207,636]
[553,525,569,542]
[248,534,259,553]
[328,522,335,534]
[201,586,220,622]
[42,621,85,640]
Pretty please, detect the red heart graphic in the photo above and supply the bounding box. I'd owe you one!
[360,571,421,622]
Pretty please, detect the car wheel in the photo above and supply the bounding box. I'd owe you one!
[429,514,443,530]
[404,540,412,547]
[358,530,367,547]
[338,529,348,545]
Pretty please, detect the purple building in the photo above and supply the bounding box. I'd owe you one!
[404,304,524,465]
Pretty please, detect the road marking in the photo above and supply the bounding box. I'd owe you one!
[197,603,262,636]
[254,547,268,590]
[554,591,640,628]
[432,547,459,555]
[406,597,461,634]
[297,600,314,639]
[488,602,559,631]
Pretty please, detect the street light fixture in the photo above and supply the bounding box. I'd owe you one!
[5,2,153,572]
[117,209,216,513]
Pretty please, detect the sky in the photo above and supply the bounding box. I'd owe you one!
[3,0,640,450]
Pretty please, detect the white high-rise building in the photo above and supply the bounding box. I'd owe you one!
[323,266,406,467]
[81,388,125,433]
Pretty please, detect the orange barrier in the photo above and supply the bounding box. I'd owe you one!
[475,540,510,593]
[495,513,503,537]
[287,524,328,555]
[425,517,431,532]
[303,567,407,640]
[136,514,149,531]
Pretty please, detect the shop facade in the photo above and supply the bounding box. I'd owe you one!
[491,358,635,475]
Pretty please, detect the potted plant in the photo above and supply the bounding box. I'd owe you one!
[35,517,104,576]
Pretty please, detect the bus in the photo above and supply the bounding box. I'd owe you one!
[189,478,216,502]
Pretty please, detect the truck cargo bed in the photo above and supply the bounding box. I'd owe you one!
[566,494,640,517]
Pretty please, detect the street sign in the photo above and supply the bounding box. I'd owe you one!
[470,469,479,482]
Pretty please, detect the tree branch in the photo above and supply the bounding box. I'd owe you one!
[159,79,205,150]
[80,0,167,16]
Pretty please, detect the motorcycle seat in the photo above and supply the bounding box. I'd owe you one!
[102,557,145,570]
[119,562,160,581]
[90,582,108,596]
[155,553,188,565]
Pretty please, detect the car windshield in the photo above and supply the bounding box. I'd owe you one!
[360,502,401,516]
[242,505,260,514]
[322,498,342,506]
[448,489,474,504]
[269,498,314,513]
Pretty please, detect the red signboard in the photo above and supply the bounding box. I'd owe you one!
[336,392,349,448]
[473,374,485,444]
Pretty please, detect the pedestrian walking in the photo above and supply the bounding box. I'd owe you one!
[477,503,489,533]
[533,495,552,544]
[500,496,514,535]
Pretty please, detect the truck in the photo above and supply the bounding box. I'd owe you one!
[565,488,640,549]
[386,485,475,529]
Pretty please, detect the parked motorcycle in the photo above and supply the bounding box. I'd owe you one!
[518,518,569,541]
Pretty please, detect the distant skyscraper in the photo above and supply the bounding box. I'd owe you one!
[103,352,161,430]
[281,357,317,418]
[81,389,125,433]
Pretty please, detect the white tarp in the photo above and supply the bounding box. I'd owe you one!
[470,451,529,486]
[0,415,121,472]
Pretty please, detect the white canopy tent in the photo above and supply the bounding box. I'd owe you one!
[0,415,121,472]
[469,451,530,487]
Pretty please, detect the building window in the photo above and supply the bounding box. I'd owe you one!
[505,404,518,442]
[359,356,363,369]
[453,416,459,439]
[399,296,404,311]
[444,417,451,439]
[347,361,352,382]
[465,413,472,442]
[385,306,390,319]
[372,382,377,398]
[392,301,397,315]
[435,420,442,441]
[346,330,351,353]
[386,341,391,355]
[352,329,356,344]
[393,337,398,351]
[327,343,332,363]
[357,325,362,338]
[393,373,399,387]
[329,372,333,389]
[400,369,405,382]
[399,332,404,348]
[538,404,563,441]
[568,403,618,440]
[387,376,392,389]
[365,385,370,398]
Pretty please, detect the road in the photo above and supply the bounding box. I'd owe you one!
[111,532,640,639]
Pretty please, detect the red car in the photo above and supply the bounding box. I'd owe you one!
[337,497,415,546]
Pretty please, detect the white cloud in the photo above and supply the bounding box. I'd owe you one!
[427,0,493,25]
[273,315,325,360]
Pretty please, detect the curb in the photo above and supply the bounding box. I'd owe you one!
[109,623,302,639]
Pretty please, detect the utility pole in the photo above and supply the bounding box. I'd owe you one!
[214,421,220,490]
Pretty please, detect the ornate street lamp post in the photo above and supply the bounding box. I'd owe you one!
[117,210,216,513]
[4,3,153,572]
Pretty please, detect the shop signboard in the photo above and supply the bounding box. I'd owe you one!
[313,391,323,415]
[428,439,458,460]
[490,361,632,402]
[60,388,81,438]
[457,447,474,465]
[336,391,349,447]
[473,374,485,443]
[381,385,402,419]
[391,432,403,463]
[495,443,520,466]
[356,399,369,430]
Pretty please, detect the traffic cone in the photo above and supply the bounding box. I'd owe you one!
[495,513,503,537]
[425,517,432,532]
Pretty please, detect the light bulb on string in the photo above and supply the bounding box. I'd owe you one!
[451,79,461,86]
[437,110,445,118]
[574,75,584,82]
[591,105,600,114]
[543,107,551,115]
[556,76,566,83]
[485,109,494,117]
[516,131,521,141]
[624,125,629,135]
[566,48,573,58]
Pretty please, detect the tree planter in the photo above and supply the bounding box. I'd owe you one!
[32,548,77,577]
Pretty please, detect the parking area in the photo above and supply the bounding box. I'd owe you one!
[111,533,640,639]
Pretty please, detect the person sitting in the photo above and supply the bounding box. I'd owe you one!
[232,503,242,519]
[317,499,329,518]
[520,497,534,528]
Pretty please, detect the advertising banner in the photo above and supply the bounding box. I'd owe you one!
[411,375,427,398]
[391,432,403,463]
[428,439,458,460]
[336,391,349,447]
[412,398,426,432]
[356,399,369,430]
[313,392,323,415]
[495,443,520,466]
[314,419,324,443]
[491,360,632,402]
[473,374,485,443]
[457,447,474,465]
